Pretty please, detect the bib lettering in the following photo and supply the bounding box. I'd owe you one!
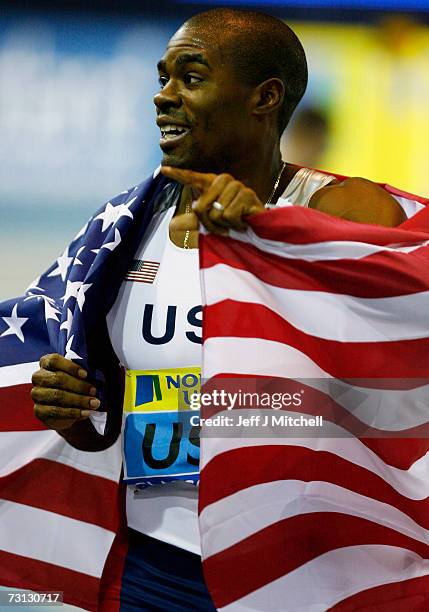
[122,367,200,487]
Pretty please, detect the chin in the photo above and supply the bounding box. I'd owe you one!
[161,152,187,168]
[160,145,217,173]
[161,155,201,171]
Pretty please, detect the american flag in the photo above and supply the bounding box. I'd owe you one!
[124,259,160,284]
[1,168,429,610]
[198,191,429,610]
[0,169,167,610]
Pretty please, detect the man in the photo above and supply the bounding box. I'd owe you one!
[30,8,408,610]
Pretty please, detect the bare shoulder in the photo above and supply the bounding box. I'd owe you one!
[308,176,406,227]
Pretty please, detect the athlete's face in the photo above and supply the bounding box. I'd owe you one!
[154,25,254,173]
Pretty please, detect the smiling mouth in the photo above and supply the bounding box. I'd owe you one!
[159,124,190,147]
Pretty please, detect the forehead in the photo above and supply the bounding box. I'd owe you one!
[161,24,223,66]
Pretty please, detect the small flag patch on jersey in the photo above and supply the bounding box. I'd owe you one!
[125,260,160,283]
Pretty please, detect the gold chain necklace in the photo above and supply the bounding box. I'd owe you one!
[183,198,192,249]
[265,161,286,207]
[182,161,286,249]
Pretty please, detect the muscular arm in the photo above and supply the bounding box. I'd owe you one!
[308,177,406,226]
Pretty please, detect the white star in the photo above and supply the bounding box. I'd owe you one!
[62,280,83,305]
[23,294,60,322]
[94,199,135,233]
[64,335,82,360]
[94,202,120,232]
[60,308,73,338]
[47,247,73,282]
[114,197,135,224]
[44,300,61,323]
[101,229,122,252]
[76,283,92,311]
[75,246,85,264]
[0,304,28,343]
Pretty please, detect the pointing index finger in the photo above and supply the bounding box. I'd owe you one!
[160,166,216,191]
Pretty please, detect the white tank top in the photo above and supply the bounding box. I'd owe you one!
[106,167,337,555]
[107,204,202,554]
[275,167,336,208]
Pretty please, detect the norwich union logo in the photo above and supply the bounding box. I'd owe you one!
[135,374,162,407]
[125,367,201,413]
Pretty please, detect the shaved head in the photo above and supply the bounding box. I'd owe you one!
[182,8,308,134]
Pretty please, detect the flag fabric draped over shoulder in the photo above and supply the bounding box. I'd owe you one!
[0,170,168,611]
[198,189,429,611]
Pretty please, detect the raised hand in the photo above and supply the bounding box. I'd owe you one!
[161,166,265,234]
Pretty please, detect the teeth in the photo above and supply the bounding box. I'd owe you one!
[161,124,188,138]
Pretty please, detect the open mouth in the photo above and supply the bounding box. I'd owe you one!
[159,124,190,147]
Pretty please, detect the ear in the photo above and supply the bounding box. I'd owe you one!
[251,78,285,118]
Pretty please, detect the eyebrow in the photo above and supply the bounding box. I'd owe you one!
[157,53,211,73]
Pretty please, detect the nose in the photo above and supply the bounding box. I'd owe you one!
[154,80,181,112]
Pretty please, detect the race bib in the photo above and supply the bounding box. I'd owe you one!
[122,367,201,487]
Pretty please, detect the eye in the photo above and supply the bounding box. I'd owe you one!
[184,73,202,86]
[158,76,169,89]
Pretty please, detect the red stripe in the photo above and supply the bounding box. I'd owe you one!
[0,384,46,431]
[126,274,157,279]
[204,300,429,379]
[0,549,100,611]
[98,483,128,612]
[399,206,429,233]
[200,375,429,469]
[201,233,429,297]
[245,205,429,245]
[203,513,429,608]
[0,458,119,532]
[199,445,429,528]
[331,574,429,611]
[125,277,156,283]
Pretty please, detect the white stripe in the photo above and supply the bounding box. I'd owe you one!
[0,362,39,388]
[203,336,429,431]
[203,264,429,341]
[204,336,326,378]
[0,500,114,577]
[200,428,429,501]
[126,274,157,280]
[394,195,425,219]
[218,545,429,611]
[228,225,429,261]
[200,479,429,560]
[0,430,122,482]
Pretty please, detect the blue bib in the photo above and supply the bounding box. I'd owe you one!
[122,367,201,487]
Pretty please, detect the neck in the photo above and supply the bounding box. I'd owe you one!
[222,146,284,204]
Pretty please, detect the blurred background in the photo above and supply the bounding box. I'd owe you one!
[1,0,429,299]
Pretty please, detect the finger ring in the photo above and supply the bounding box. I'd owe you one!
[212,201,224,212]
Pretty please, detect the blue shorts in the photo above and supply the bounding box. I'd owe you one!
[99,528,216,611]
